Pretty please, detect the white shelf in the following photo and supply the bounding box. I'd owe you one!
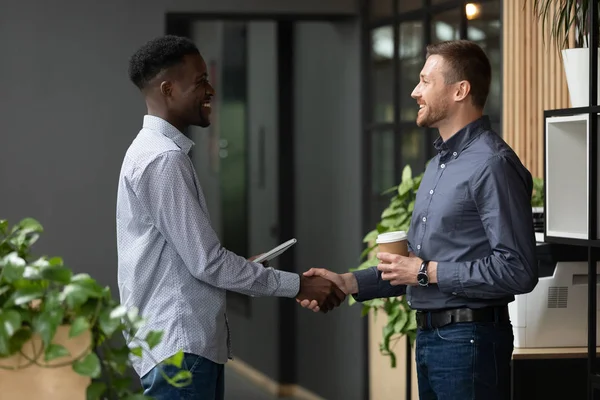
[545,114,600,240]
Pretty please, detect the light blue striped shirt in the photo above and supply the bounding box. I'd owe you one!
[116,115,300,377]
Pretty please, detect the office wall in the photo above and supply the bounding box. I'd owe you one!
[0,0,355,294]
[224,21,283,382]
[294,21,365,400]
[0,2,361,398]
[502,0,570,178]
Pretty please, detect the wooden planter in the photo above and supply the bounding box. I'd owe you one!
[369,309,418,400]
[0,325,91,399]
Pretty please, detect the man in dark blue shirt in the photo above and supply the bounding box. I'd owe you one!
[301,40,538,399]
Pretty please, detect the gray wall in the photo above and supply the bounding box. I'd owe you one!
[0,0,356,287]
[225,21,282,381]
[0,1,362,399]
[294,21,364,400]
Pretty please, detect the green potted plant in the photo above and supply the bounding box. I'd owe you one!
[531,177,545,234]
[350,165,422,368]
[0,217,190,399]
[531,177,544,208]
[528,0,599,106]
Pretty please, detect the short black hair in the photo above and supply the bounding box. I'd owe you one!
[128,35,200,90]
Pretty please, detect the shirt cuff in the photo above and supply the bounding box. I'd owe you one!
[351,267,379,302]
[273,270,300,298]
[436,261,464,296]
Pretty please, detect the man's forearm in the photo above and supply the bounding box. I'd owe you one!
[350,267,407,302]
[341,272,358,294]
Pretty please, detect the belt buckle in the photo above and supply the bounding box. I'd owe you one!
[416,311,429,330]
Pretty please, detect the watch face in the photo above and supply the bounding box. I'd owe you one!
[417,273,428,286]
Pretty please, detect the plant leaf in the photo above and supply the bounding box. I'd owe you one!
[398,179,413,196]
[9,328,32,355]
[393,310,408,334]
[145,330,163,349]
[45,343,71,362]
[109,305,128,320]
[40,266,72,284]
[86,382,107,400]
[98,308,121,337]
[130,346,143,357]
[359,244,377,260]
[168,370,193,387]
[405,309,417,332]
[110,345,131,366]
[73,352,101,378]
[61,284,91,309]
[0,310,22,356]
[18,218,43,234]
[112,377,132,391]
[0,220,8,235]
[401,164,412,182]
[381,185,398,195]
[9,287,44,306]
[362,229,379,244]
[69,316,90,338]
[381,207,399,218]
[33,308,64,347]
[2,264,25,284]
[163,350,184,368]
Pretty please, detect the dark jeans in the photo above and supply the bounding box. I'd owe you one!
[141,353,224,400]
[415,321,514,400]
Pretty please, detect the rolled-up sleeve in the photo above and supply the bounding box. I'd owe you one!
[352,267,406,302]
[436,155,538,299]
[133,150,299,298]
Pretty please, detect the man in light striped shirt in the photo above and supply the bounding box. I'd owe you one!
[117,35,345,400]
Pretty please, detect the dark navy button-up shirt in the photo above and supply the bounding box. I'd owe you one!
[353,116,538,310]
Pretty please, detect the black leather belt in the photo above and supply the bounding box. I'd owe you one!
[416,306,510,330]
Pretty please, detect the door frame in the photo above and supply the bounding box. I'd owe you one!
[165,11,367,399]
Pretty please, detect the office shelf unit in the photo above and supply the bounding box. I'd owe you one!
[542,1,600,397]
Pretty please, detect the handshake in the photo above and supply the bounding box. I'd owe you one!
[294,268,358,313]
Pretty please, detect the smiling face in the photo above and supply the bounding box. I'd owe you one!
[410,55,455,128]
[163,53,215,128]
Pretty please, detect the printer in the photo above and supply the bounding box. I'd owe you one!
[508,232,598,348]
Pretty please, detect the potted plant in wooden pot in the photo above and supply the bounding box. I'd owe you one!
[351,165,422,367]
[0,217,190,399]
[349,165,423,399]
[530,0,599,106]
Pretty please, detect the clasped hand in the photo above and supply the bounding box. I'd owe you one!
[248,254,345,313]
[295,252,422,313]
[376,252,422,286]
[296,268,351,313]
[295,272,346,313]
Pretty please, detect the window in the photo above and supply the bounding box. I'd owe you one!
[363,0,502,228]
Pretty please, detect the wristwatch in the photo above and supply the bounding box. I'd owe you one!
[417,260,430,287]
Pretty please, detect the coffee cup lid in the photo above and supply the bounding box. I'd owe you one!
[376,231,407,244]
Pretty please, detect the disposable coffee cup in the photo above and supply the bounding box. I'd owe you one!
[376,231,408,256]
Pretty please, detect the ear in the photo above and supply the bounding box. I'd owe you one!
[454,80,471,103]
[159,81,173,98]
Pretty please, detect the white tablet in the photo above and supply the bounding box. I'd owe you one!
[253,238,297,263]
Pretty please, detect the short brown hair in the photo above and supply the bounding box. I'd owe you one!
[426,40,491,109]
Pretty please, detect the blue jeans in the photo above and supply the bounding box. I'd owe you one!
[415,321,514,400]
[140,353,224,400]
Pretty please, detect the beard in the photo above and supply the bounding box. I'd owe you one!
[416,101,449,128]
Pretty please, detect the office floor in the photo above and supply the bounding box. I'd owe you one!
[224,364,302,400]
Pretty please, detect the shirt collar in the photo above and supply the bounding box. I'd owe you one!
[433,115,490,156]
[142,115,195,154]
